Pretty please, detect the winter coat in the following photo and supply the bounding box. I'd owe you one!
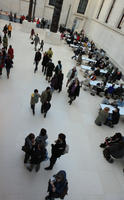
[30,145,47,164]
[8,48,14,59]
[8,25,12,31]
[67,69,77,80]
[0,54,4,68]
[107,142,124,159]
[95,109,109,125]
[40,90,52,104]
[112,110,120,124]
[23,136,34,154]
[51,140,66,158]
[34,51,41,62]
[58,73,64,88]
[5,58,13,69]
[51,75,59,90]
[35,134,48,146]
[42,54,50,66]
[34,35,40,45]
[3,36,8,48]
[47,49,53,58]
[30,93,40,105]
[48,170,68,198]
[68,81,80,98]
[55,64,62,74]
[46,61,55,77]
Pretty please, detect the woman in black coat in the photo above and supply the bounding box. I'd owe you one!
[45,134,66,170]
[5,55,13,79]
[68,78,80,105]
[42,52,50,75]
[112,108,120,125]
[57,70,64,92]
[46,60,55,82]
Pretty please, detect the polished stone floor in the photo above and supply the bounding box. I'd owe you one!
[0,19,124,200]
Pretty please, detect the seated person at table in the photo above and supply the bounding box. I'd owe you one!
[116,98,124,107]
[100,132,124,148]
[95,107,110,126]
[105,84,115,97]
[113,84,124,97]
[94,67,100,76]
[96,83,104,96]
[103,141,124,163]
[102,96,110,105]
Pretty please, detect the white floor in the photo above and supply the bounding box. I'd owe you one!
[0,20,124,200]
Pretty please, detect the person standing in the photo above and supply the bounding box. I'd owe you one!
[40,87,52,117]
[45,170,68,200]
[22,133,35,164]
[5,54,13,79]
[8,45,14,60]
[57,70,64,92]
[0,51,4,76]
[34,34,40,51]
[68,78,81,105]
[41,52,50,75]
[35,128,48,147]
[34,50,42,73]
[8,23,12,38]
[45,133,66,170]
[66,67,77,87]
[27,143,47,172]
[39,40,44,51]
[3,34,8,50]
[30,89,40,115]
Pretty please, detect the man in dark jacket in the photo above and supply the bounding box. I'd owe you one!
[103,141,124,163]
[5,54,13,79]
[46,60,55,82]
[40,87,52,117]
[34,50,42,73]
[54,60,62,74]
[45,134,66,170]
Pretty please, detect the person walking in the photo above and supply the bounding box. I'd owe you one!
[40,87,52,117]
[30,29,35,40]
[34,50,42,73]
[54,60,62,75]
[8,23,12,38]
[57,70,64,92]
[68,78,81,105]
[41,52,50,75]
[46,60,55,82]
[3,34,8,50]
[5,54,13,79]
[45,170,68,200]
[8,45,14,60]
[34,34,40,51]
[45,133,66,170]
[66,67,77,87]
[39,40,44,51]
[27,143,47,172]
[30,89,40,115]
[22,133,35,164]
[0,51,4,76]
[47,48,53,58]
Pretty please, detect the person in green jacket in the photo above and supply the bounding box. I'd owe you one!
[3,34,8,50]
[95,107,110,126]
[30,89,40,115]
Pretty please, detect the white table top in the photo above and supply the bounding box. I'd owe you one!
[82,57,97,63]
[100,104,124,115]
[105,83,124,89]
[81,65,91,71]
[90,80,102,86]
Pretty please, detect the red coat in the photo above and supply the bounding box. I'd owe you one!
[8,48,14,59]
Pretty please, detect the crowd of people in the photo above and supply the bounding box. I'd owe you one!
[0,23,14,78]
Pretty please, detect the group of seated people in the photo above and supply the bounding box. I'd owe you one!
[100,132,124,163]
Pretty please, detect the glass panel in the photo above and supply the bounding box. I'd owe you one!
[77,0,88,14]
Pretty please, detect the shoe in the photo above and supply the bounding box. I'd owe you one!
[44,167,52,170]
[107,158,114,163]
[45,196,50,200]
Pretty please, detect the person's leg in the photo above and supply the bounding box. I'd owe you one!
[45,155,57,170]
[34,61,38,73]
[6,69,10,79]
[41,103,44,113]
[103,149,114,163]
[24,153,30,163]
[27,164,34,171]
[31,104,35,115]
[35,164,40,172]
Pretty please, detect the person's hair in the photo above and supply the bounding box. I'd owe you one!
[40,128,47,136]
[34,89,38,93]
[58,60,61,64]
[104,107,110,112]
[55,170,66,181]
[59,133,66,141]
[9,45,12,48]
[46,87,50,91]
[28,133,35,140]
[115,132,122,139]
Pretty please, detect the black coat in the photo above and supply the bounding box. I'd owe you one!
[46,61,55,77]
[5,58,13,69]
[30,145,46,164]
[58,73,64,88]
[42,54,50,66]
[35,51,41,62]
[112,110,120,124]
[51,140,66,158]
[68,81,80,97]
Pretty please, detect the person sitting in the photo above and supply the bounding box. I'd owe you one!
[102,96,110,105]
[103,141,124,163]
[116,98,124,107]
[105,84,115,97]
[96,83,104,96]
[94,67,100,76]
[100,132,124,148]
[45,170,68,200]
[113,85,124,98]
[95,107,110,126]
